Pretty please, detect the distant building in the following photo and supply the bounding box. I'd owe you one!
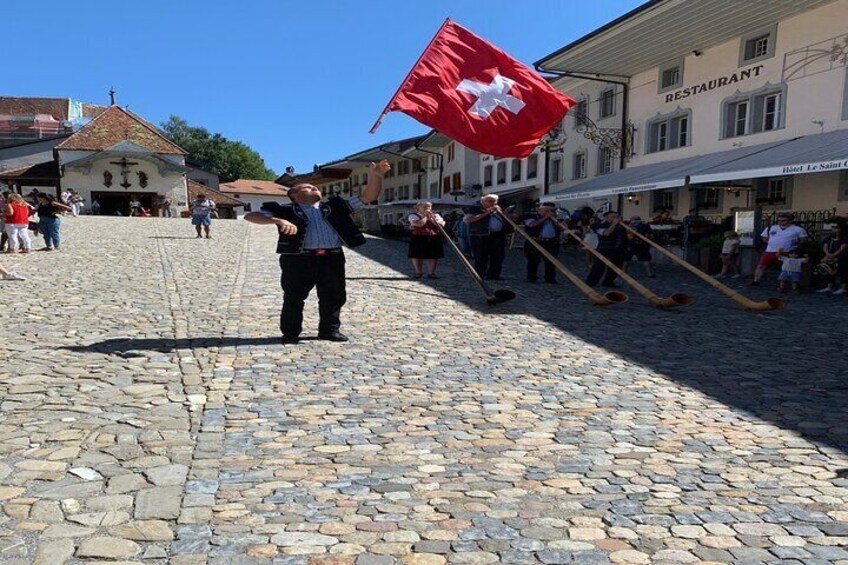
[218,179,290,216]
[187,179,244,219]
[0,96,106,148]
[1,103,192,216]
[186,158,220,189]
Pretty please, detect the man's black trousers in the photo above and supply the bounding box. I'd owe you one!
[586,248,625,287]
[524,239,560,282]
[279,253,346,336]
[470,232,507,279]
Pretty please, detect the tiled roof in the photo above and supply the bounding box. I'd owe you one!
[81,103,107,119]
[57,106,186,154]
[0,160,59,180]
[187,179,244,207]
[219,179,290,196]
[0,97,69,120]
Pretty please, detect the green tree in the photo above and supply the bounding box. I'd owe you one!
[161,116,276,182]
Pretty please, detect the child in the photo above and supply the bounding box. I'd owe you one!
[777,250,808,294]
[717,230,741,278]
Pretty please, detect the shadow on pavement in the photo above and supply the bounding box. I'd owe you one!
[62,336,334,356]
[355,236,848,455]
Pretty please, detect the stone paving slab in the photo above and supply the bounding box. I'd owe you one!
[0,216,846,564]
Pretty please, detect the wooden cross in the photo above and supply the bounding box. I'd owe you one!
[109,157,138,189]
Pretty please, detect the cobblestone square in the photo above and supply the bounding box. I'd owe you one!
[0,217,846,564]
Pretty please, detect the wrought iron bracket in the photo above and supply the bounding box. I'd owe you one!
[574,114,636,161]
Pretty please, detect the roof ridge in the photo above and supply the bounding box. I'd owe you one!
[56,106,185,154]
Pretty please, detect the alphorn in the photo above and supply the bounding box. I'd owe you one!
[496,212,627,306]
[433,221,516,305]
[621,223,785,311]
[556,221,692,308]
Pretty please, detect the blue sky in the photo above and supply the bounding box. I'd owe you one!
[7,0,642,175]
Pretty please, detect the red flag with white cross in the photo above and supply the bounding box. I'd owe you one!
[371,19,576,158]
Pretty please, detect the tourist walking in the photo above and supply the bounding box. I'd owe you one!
[586,211,628,288]
[68,189,84,217]
[464,194,511,280]
[36,193,72,251]
[407,201,445,279]
[244,160,389,344]
[190,193,217,238]
[4,193,33,254]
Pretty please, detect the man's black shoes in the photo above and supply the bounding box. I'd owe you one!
[281,334,300,344]
[318,331,349,342]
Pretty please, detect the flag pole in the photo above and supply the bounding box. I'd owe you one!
[369,18,452,134]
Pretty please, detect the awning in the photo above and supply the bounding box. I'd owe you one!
[381,185,539,208]
[690,129,848,184]
[550,139,792,203]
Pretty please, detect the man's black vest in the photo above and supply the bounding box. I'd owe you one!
[261,196,366,255]
[466,205,514,237]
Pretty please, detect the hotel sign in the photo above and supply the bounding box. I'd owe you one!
[691,158,848,184]
[781,159,848,174]
[664,64,765,103]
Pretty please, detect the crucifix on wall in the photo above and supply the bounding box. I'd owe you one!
[109,157,138,189]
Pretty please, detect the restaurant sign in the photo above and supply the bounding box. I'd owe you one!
[664,64,765,103]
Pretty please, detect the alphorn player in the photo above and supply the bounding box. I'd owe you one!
[585,210,629,288]
[522,202,563,284]
[463,194,513,280]
[245,160,391,344]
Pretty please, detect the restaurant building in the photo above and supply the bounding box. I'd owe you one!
[538,0,847,239]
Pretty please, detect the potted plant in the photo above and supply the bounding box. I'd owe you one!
[696,234,724,274]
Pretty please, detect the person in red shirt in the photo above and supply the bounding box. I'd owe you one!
[4,193,33,253]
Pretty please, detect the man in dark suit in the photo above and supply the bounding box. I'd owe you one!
[245,160,391,343]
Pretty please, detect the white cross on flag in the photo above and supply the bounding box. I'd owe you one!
[371,19,575,158]
[456,75,526,119]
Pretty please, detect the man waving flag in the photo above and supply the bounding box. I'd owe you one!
[371,19,576,159]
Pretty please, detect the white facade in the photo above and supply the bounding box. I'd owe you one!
[479,148,545,200]
[227,194,289,216]
[546,0,848,218]
[58,146,187,214]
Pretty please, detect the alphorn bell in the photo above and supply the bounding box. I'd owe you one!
[433,221,516,305]
[621,223,785,311]
[557,221,693,308]
[495,211,627,306]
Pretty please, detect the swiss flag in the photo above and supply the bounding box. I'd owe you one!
[371,19,575,158]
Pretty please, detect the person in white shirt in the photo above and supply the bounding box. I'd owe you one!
[777,251,808,294]
[190,194,217,239]
[717,230,741,278]
[751,213,808,286]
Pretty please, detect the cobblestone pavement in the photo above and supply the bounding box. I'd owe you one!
[0,216,846,565]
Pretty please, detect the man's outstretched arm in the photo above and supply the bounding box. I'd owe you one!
[360,160,391,204]
[244,211,297,235]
